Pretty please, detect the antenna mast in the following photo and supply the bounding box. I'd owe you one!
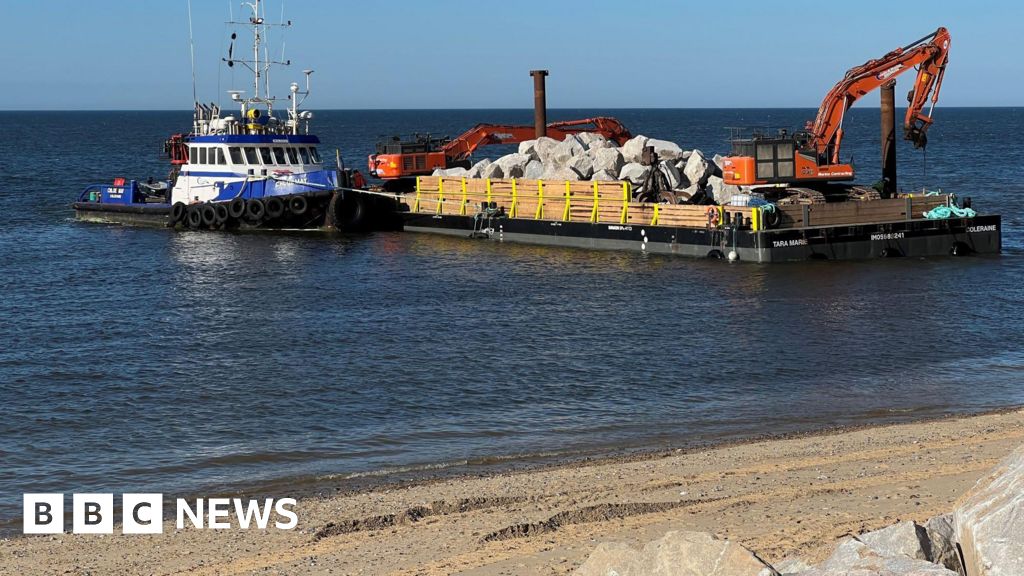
[187,0,197,104]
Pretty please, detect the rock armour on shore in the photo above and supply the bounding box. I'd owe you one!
[576,443,1024,576]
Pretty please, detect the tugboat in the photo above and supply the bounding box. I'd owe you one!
[73,0,383,232]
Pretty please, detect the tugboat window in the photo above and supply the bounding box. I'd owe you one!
[272,147,287,164]
[298,147,311,164]
[259,147,273,164]
[216,148,226,165]
[198,148,207,165]
[244,147,259,164]
[310,147,321,163]
[286,147,299,164]
[229,147,243,165]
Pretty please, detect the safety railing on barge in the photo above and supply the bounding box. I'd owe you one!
[408,176,954,230]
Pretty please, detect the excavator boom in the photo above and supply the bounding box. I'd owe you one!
[442,117,632,162]
[368,117,632,180]
[811,27,950,162]
[723,27,950,188]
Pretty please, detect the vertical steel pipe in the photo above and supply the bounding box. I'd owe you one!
[881,80,897,198]
[530,70,549,139]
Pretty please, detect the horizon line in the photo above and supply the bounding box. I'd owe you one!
[1,105,1019,113]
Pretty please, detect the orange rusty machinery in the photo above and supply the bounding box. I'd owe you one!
[367,117,632,182]
[722,27,950,190]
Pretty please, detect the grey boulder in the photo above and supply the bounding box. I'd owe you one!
[923,515,962,574]
[541,164,581,181]
[518,139,539,160]
[620,135,650,163]
[551,135,587,166]
[796,538,958,575]
[494,153,532,178]
[683,149,715,188]
[587,138,616,151]
[658,160,685,190]
[707,175,744,205]
[648,138,685,161]
[567,155,595,180]
[481,162,504,179]
[466,158,492,178]
[618,162,650,185]
[574,530,778,576]
[577,132,609,149]
[591,169,618,181]
[591,147,625,175]
[857,521,930,561]
[523,159,545,180]
[955,443,1024,576]
[532,136,561,163]
[431,166,469,177]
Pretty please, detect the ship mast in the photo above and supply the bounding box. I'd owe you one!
[209,1,314,135]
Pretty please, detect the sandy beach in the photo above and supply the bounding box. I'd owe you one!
[2,408,1022,575]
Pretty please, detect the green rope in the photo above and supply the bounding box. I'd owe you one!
[923,204,976,219]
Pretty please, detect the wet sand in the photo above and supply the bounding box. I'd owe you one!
[2,408,1022,575]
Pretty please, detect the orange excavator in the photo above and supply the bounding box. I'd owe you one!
[722,27,950,199]
[367,117,632,185]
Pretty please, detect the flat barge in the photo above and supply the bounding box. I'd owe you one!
[397,177,1000,262]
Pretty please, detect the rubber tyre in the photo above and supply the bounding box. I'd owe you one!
[214,203,229,225]
[228,197,246,219]
[200,204,217,227]
[328,192,368,232]
[246,198,266,222]
[265,196,285,219]
[763,209,781,229]
[186,206,202,229]
[289,195,308,216]
[170,202,187,225]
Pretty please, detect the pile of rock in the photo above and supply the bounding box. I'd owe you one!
[575,443,1024,575]
[431,133,745,205]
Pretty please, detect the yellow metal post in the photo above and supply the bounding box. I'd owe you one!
[651,203,660,226]
[510,179,518,218]
[535,180,544,220]
[620,181,629,224]
[562,181,571,222]
[460,178,468,215]
[590,181,599,223]
[414,176,422,212]
[751,207,760,231]
[486,179,492,205]
[436,177,444,214]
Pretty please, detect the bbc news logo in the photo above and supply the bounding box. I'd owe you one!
[24,494,297,534]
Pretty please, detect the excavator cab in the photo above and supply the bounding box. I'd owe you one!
[727,131,797,184]
[724,129,852,187]
[368,134,452,180]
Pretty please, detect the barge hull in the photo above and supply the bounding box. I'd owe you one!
[401,212,1001,262]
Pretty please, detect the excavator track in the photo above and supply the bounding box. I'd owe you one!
[777,187,827,205]
[842,185,883,202]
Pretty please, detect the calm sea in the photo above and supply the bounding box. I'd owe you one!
[1,108,1022,525]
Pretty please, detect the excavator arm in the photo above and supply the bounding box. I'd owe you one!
[810,27,950,163]
[441,117,632,162]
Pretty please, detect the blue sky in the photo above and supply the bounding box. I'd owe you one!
[0,0,1019,110]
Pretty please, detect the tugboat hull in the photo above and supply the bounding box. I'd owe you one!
[74,189,397,232]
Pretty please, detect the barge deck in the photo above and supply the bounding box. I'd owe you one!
[397,177,1001,262]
